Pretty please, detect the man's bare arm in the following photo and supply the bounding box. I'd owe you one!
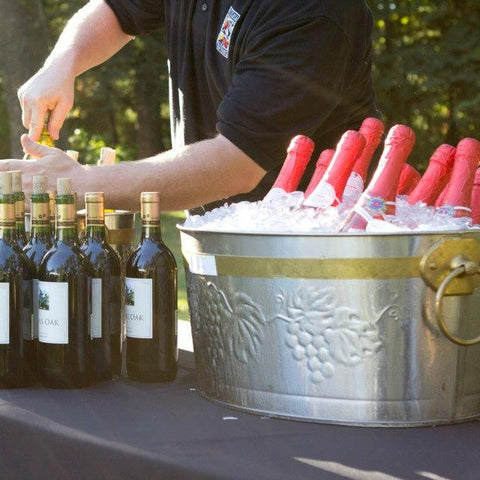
[18,0,132,141]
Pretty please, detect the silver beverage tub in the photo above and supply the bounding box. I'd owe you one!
[178,226,480,426]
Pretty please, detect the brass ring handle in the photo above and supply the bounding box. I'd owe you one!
[435,263,480,346]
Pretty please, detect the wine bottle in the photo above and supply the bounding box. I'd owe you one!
[80,192,121,381]
[435,138,480,218]
[23,175,52,382]
[304,149,335,199]
[406,144,456,206]
[48,190,56,241]
[470,167,480,225]
[126,192,177,382]
[342,117,385,204]
[23,115,55,160]
[340,124,416,231]
[0,171,34,387]
[11,171,28,248]
[396,163,421,196]
[302,130,365,208]
[37,178,92,388]
[263,135,315,202]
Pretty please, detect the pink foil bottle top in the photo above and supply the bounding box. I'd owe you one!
[470,167,480,224]
[302,130,365,208]
[407,144,456,205]
[396,163,421,196]
[435,137,480,218]
[340,124,416,232]
[304,149,335,199]
[343,117,385,204]
[263,135,315,202]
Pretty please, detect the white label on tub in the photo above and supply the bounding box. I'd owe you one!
[187,254,218,276]
[38,281,69,344]
[0,283,10,344]
[125,277,153,339]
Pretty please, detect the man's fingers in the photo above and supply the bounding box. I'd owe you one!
[21,133,55,158]
[49,102,71,141]
[27,109,48,143]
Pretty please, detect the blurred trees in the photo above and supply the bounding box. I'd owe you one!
[0,1,479,170]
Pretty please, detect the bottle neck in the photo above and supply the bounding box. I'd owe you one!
[141,200,162,241]
[14,191,26,233]
[0,195,16,241]
[55,195,77,242]
[85,200,106,241]
[30,194,51,239]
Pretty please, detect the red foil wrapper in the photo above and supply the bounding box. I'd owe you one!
[397,163,421,196]
[304,149,335,198]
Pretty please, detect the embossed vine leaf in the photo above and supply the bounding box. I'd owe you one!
[285,287,336,325]
[228,292,266,363]
[324,307,382,366]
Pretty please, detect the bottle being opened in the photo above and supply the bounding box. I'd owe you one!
[81,192,121,381]
[23,114,55,160]
[435,137,480,218]
[407,144,456,206]
[38,178,92,388]
[0,171,35,387]
[302,130,365,208]
[263,135,315,203]
[396,163,421,196]
[342,117,385,205]
[126,192,178,382]
[304,149,335,199]
[340,124,416,232]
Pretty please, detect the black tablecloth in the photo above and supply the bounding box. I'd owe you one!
[0,348,479,480]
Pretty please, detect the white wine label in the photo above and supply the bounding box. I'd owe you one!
[32,279,39,339]
[125,277,153,339]
[303,182,337,208]
[90,278,102,339]
[38,281,69,344]
[0,283,10,344]
[22,279,33,341]
[186,253,217,276]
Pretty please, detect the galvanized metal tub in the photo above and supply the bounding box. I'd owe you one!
[178,226,480,426]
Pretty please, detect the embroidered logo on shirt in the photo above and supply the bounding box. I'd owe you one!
[216,6,240,59]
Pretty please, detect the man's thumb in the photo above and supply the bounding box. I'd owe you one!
[21,133,50,158]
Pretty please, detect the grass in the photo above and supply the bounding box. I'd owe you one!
[161,210,189,321]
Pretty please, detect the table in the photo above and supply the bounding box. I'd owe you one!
[0,322,479,480]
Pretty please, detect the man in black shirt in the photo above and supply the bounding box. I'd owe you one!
[12,0,378,213]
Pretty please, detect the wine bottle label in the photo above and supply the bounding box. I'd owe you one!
[15,199,25,221]
[125,277,153,339]
[0,203,15,228]
[32,279,39,339]
[342,172,365,204]
[38,281,69,344]
[302,182,337,208]
[22,279,33,341]
[90,278,102,339]
[31,203,50,227]
[56,204,75,229]
[0,283,10,344]
[141,202,161,227]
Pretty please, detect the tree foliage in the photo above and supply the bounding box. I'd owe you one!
[1,1,479,171]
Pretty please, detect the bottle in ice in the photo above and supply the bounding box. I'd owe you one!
[37,178,92,388]
[340,124,416,232]
[471,167,480,225]
[396,163,421,196]
[0,171,35,387]
[24,175,52,382]
[80,192,121,381]
[126,192,177,382]
[11,171,28,249]
[407,144,456,206]
[302,130,365,208]
[263,135,315,202]
[434,138,480,218]
[304,149,335,199]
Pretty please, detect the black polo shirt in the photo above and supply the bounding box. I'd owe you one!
[106,0,379,212]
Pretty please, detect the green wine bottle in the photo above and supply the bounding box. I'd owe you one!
[12,170,28,249]
[126,192,177,382]
[23,175,52,382]
[81,192,121,381]
[0,172,34,387]
[37,178,92,388]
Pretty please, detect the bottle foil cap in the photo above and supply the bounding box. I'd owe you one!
[85,192,105,203]
[141,192,160,203]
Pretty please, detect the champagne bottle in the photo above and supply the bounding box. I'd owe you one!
[0,172,34,387]
[396,163,421,196]
[302,130,365,208]
[263,135,315,202]
[340,124,416,232]
[80,192,121,381]
[126,192,177,382]
[407,144,456,206]
[23,175,52,382]
[470,167,480,225]
[435,138,480,218]
[342,117,385,204]
[304,149,335,199]
[23,115,55,160]
[37,178,92,388]
[11,171,28,248]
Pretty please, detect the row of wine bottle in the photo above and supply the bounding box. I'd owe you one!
[266,118,480,229]
[0,171,177,389]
